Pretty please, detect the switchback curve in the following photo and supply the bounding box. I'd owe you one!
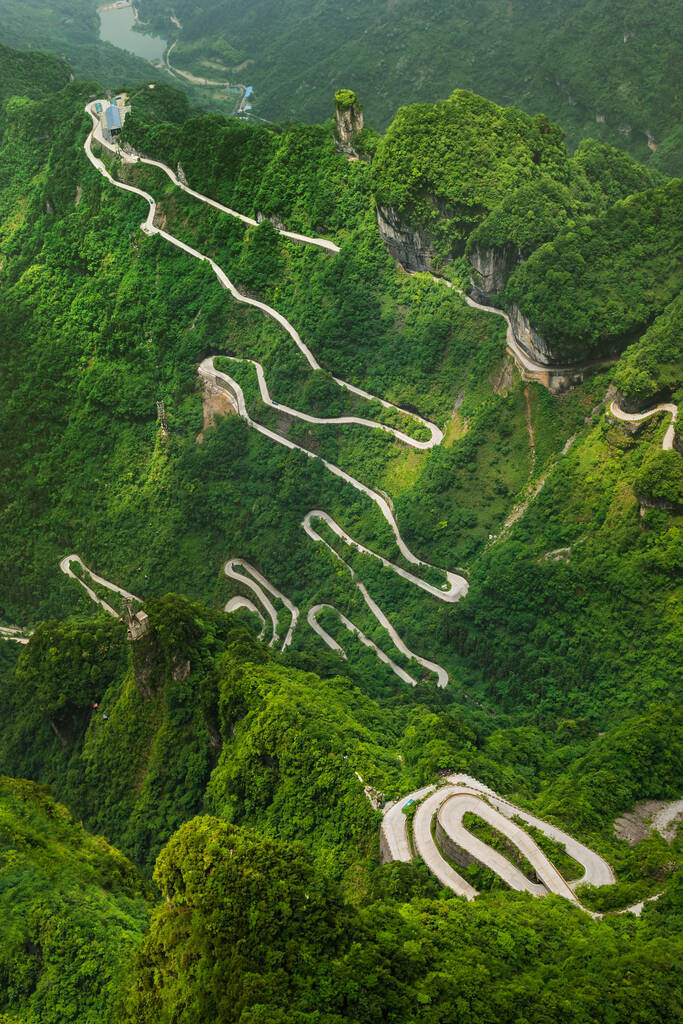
[382,774,616,910]
[609,400,678,450]
[59,554,141,617]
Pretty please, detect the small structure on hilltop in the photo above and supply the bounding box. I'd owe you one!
[99,94,130,144]
[105,101,122,137]
[123,597,150,641]
[334,89,363,158]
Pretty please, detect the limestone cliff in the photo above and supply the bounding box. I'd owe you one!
[469,244,523,302]
[615,388,668,415]
[334,89,364,157]
[375,202,437,272]
[508,304,560,366]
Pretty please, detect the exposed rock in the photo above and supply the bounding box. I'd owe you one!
[489,355,515,396]
[197,380,236,443]
[508,304,624,375]
[469,244,523,302]
[172,658,191,682]
[615,800,683,845]
[176,162,188,186]
[334,88,364,158]
[615,387,671,414]
[376,202,437,272]
[130,628,161,700]
[508,304,561,366]
[638,494,680,512]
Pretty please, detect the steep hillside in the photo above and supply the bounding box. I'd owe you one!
[0,67,680,725]
[1,608,681,1022]
[0,0,164,88]
[0,776,149,1023]
[371,90,679,366]
[0,50,681,1023]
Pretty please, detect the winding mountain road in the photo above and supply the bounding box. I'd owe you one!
[201,355,463,684]
[307,605,421,685]
[609,400,678,450]
[59,554,142,617]
[425,276,581,379]
[0,626,32,645]
[223,558,299,650]
[233,356,441,449]
[224,596,267,639]
[383,774,616,910]
[83,102,471,683]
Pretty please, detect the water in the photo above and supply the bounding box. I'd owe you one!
[99,6,167,63]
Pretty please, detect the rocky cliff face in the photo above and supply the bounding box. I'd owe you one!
[508,304,562,366]
[376,202,438,271]
[509,303,636,370]
[615,387,673,415]
[469,244,523,302]
[334,89,364,157]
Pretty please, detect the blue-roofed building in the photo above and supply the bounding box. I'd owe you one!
[244,86,254,98]
[105,102,122,136]
[95,101,102,113]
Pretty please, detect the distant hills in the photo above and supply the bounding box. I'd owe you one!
[136,0,682,169]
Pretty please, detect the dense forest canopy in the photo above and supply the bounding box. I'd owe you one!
[0,38,681,1024]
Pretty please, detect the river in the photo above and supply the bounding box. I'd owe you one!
[98,5,167,63]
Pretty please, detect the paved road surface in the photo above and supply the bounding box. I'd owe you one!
[382,774,616,908]
[224,558,299,650]
[224,596,266,639]
[438,792,576,900]
[445,773,615,888]
[381,785,437,861]
[60,554,141,618]
[412,787,479,899]
[307,605,420,685]
[610,400,678,450]
[0,626,31,645]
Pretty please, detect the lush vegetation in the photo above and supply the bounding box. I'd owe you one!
[0,0,165,90]
[370,91,678,364]
[120,811,683,1024]
[0,776,149,1023]
[613,293,682,407]
[504,180,683,360]
[467,137,662,262]
[372,90,569,261]
[0,46,681,1024]
[134,0,681,166]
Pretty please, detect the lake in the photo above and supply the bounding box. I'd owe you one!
[99,5,167,63]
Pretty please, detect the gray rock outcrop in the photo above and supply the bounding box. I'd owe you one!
[334,89,364,157]
[508,304,562,366]
[469,243,523,302]
[376,202,437,271]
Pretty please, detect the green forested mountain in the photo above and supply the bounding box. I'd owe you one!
[135,0,682,166]
[1,599,681,1021]
[0,775,149,1023]
[0,40,681,1024]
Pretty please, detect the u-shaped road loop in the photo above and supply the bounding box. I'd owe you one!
[609,400,678,450]
[382,774,616,911]
[59,554,142,618]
